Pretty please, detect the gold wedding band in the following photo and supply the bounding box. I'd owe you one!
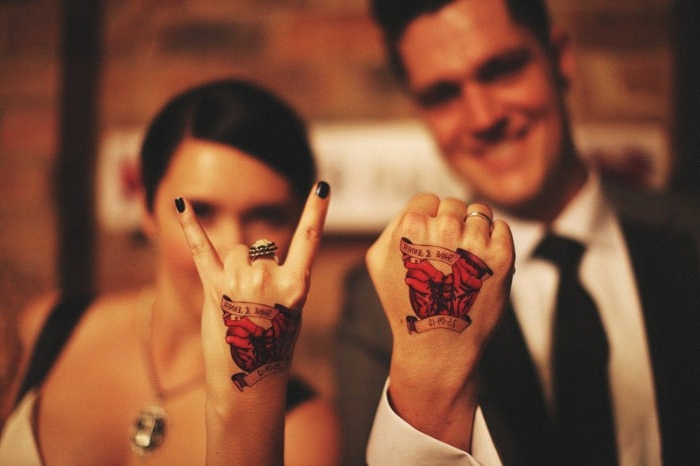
[466,211,493,225]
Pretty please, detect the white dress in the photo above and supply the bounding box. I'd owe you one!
[0,390,43,466]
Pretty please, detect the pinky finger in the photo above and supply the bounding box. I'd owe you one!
[490,219,516,269]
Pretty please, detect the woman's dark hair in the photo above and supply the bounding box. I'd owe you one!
[371,0,552,84]
[140,79,316,211]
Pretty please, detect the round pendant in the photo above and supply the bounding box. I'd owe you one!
[130,405,167,455]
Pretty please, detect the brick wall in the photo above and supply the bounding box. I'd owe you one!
[0,0,677,398]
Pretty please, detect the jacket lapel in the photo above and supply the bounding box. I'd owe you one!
[622,221,700,465]
[478,302,556,465]
[479,221,700,465]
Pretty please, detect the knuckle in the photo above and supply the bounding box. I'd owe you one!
[251,266,273,288]
[189,239,209,257]
[302,224,322,241]
[400,211,427,238]
[436,215,463,241]
[286,278,307,301]
[276,272,309,308]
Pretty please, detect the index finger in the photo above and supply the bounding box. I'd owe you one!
[366,192,436,271]
[282,181,331,272]
[175,197,223,283]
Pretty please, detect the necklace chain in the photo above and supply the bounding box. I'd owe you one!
[140,291,204,402]
[131,289,204,456]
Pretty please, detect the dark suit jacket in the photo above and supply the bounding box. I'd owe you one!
[335,189,700,466]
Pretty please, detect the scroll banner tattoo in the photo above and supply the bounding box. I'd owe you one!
[221,295,300,391]
[400,237,493,333]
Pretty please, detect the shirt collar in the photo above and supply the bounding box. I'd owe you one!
[493,171,615,265]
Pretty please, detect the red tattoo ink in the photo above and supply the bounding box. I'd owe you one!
[400,237,492,333]
[221,295,300,390]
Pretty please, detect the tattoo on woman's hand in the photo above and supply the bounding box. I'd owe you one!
[221,295,300,390]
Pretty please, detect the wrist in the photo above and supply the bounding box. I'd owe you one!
[386,367,478,452]
[390,334,482,388]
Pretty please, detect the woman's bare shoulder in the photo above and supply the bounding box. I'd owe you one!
[64,289,146,351]
[17,289,143,364]
[1,291,60,419]
[16,290,61,356]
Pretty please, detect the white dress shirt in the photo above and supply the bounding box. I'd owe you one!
[366,173,662,465]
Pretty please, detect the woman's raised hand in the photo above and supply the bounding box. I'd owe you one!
[175,182,330,393]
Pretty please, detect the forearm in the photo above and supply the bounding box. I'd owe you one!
[388,349,479,452]
[367,380,502,466]
[205,377,287,466]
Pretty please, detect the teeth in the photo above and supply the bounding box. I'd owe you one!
[458,124,529,165]
[470,140,510,159]
[491,141,516,158]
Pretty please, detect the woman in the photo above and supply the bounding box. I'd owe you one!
[0,79,340,465]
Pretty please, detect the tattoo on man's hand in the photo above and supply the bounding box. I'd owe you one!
[400,237,492,333]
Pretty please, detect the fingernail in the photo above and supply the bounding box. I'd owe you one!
[316,181,330,199]
[175,198,185,213]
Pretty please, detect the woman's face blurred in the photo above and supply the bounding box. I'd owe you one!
[144,138,302,313]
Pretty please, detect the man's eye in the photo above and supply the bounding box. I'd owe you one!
[415,82,461,109]
[477,51,532,83]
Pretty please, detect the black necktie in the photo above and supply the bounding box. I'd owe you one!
[535,234,618,465]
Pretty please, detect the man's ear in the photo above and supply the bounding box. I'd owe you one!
[549,27,574,90]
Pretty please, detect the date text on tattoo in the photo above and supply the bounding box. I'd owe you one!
[221,295,300,390]
[400,237,492,333]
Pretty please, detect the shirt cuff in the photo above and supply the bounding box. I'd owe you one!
[366,379,502,466]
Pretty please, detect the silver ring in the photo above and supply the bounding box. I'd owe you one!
[249,239,279,263]
[466,211,493,225]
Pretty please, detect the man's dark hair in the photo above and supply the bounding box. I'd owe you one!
[371,0,552,84]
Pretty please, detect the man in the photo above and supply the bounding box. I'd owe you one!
[335,0,700,464]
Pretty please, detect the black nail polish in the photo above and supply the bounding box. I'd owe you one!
[175,198,185,213]
[316,181,330,199]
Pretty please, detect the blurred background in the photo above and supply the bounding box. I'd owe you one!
[1,0,698,401]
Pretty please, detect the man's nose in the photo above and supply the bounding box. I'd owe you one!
[459,83,507,141]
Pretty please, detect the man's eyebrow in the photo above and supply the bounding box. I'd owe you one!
[474,47,534,82]
[409,46,536,108]
[412,81,461,108]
